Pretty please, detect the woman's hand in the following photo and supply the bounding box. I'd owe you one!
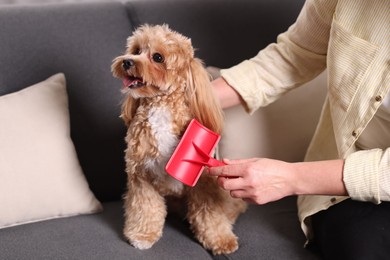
[208,158,296,204]
[208,158,347,204]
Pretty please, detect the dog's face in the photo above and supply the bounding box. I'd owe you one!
[112,24,194,99]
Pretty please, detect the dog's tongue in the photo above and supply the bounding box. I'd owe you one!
[122,76,143,89]
[122,77,134,88]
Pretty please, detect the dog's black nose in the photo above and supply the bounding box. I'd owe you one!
[123,59,135,70]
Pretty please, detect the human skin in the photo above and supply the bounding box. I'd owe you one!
[209,77,347,204]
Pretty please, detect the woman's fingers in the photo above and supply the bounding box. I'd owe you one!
[208,157,259,177]
[217,175,245,190]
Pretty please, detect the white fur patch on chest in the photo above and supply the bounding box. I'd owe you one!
[148,106,177,157]
[144,106,183,194]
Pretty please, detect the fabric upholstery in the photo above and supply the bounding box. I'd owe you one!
[125,0,304,69]
[0,201,214,260]
[0,199,318,260]
[0,73,102,229]
[0,1,132,201]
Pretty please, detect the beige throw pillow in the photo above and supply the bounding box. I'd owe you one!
[0,73,102,229]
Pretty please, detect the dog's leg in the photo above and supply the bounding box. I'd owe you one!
[123,175,166,250]
[186,175,246,255]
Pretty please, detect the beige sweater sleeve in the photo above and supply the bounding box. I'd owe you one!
[220,0,333,114]
[220,0,390,203]
[344,149,390,204]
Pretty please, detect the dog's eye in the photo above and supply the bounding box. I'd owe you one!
[132,48,141,55]
[152,53,164,63]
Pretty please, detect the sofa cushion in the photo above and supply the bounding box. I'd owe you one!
[0,198,318,259]
[0,1,133,202]
[0,73,102,229]
[0,201,214,260]
[215,197,319,260]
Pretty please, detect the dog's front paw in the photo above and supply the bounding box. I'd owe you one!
[207,234,239,255]
[125,232,162,250]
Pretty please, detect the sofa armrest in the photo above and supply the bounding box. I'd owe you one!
[220,72,327,162]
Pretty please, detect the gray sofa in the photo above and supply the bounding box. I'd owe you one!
[0,0,324,259]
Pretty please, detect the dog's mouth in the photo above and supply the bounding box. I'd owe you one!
[123,76,146,89]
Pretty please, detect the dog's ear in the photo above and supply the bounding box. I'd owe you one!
[186,58,224,134]
[121,97,140,127]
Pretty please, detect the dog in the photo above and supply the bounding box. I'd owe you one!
[111,24,246,255]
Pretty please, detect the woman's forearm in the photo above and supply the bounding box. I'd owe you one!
[291,159,347,196]
[208,158,347,204]
[212,77,243,109]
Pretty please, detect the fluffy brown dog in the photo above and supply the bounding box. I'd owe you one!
[111,24,246,255]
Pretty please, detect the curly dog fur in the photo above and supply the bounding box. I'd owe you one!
[111,24,246,255]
